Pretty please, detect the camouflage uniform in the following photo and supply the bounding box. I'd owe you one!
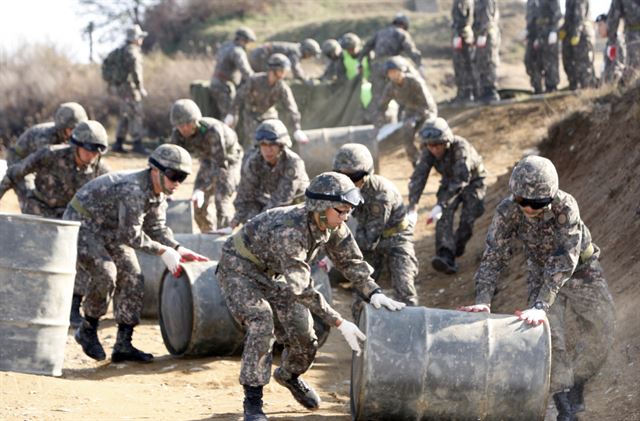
[110,42,146,144]
[210,40,254,117]
[249,42,307,81]
[229,73,302,150]
[601,35,626,84]
[320,53,347,83]
[232,147,309,226]
[452,0,477,100]
[607,0,640,83]
[474,190,615,393]
[561,0,596,90]
[525,0,562,92]
[473,0,501,99]
[63,170,179,325]
[217,204,380,386]
[170,117,243,231]
[408,136,487,257]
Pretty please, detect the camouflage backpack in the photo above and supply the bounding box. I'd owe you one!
[101,46,129,85]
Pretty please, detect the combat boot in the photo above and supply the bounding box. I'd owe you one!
[431,249,459,275]
[273,367,321,410]
[243,385,268,421]
[568,382,585,413]
[553,391,577,421]
[131,139,150,155]
[111,137,127,153]
[478,87,500,104]
[75,316,106,361]
[111,324,154,363]
[545,85,557,93]
[69,294,83,329]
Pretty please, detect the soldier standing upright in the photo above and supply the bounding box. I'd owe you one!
[595,13,626,85]
[560,0,596,90]
[248,39,321,82]
[408,118,486,275]
[451,0,476,102]
[169,99,243,232]
[460,155,615,421]
[319,39,346,83]
[473,0,501,102]
[210,27,256,118]
[340,32,370,81]
[607,0,640,83]
[525,0,562,93]
[231,119,309,228]
[105,24,148,154]
[217,171,405,421]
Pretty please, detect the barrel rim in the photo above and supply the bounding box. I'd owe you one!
[158,268,195,355]
[0,212,81,227]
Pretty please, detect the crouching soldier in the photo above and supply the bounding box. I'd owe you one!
[64,145,208,363]
[217,171,405,421]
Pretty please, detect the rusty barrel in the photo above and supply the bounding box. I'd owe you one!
[351,305,551,421]
[159,261,333,357]
[0,213,80,376]
[165,199,195,234]
[299,125,378,177]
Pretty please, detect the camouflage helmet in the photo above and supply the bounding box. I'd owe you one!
[126,24,148,42]
[54,102,88,130]
[70,120,108,153]
[392,13,410,29]
[384,56,409,73]
[267,53,291,70]
[340,32,362,51]
[322,39,342,59]
[254,119,292,148]
[419,117,454,145]
[509,155,559,200]
[149,144,192,175]
[170,99,202,127]
[300,38,321,58]
[305,171,364,212]
[333,143,374,175]
[235,26,257,42]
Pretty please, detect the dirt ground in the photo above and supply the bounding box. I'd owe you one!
[2,85,639,420]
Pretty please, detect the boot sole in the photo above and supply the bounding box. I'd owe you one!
[431,256,458,275]
[111,353,154,364]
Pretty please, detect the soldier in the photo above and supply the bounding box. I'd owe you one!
[451,0,476,102]
[217,171,405,420]
[106,24,148,154]
[607,0,640,83]
[358,14,423,119]
[224,53,308,150]
[340,32,370,81]
[210,27,256,118]
[333,144,419,319]
[407,118,487,274]
[6,102,88,207]
[525,0,544,93]
[169,99,243,232]
[473,0,501,102]
[65,145,208,363]
[459,156,615,421]
[534,0,562,92]
[231,119,309,228]
[377,56,438,167]
[248,39,321,82]
[595,13,626,85]
[319,39,346,82]
[560,0,596,90]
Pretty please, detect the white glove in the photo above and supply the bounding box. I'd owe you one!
[406,210,418,227]
[139,88,148,98]
[452,36,463,50]
[427,204,443,225]
[370,293,406,311]
[476,35,487,48]
[516,308,546,326]
[458,304,491,313]
[161,247,182,277]
[337,320,367,356]
[191,189,205,208]
[293,129,309,144]
[548,31,558,45]
[223,114,235,127]
[317,256,334,273]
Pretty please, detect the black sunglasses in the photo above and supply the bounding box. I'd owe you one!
[333,207,353,216]
[515,196,553,210]
[149,157,189,183]
[81,142,107,153]
[340,170,369,183]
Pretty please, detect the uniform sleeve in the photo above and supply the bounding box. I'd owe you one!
[2,147,50,189]
[525,0,537,35]
[141,200,179,252]
[230,77,250,119]
[129,48,144,91]
[355,197,392,252]
[278,83,302,131]
[416,79,438,120]
[232,159,263,225]
[234,48,254,80]
[437,146,472,206]
[375,82,394,126]
[408,151,435,207]
[290,54,306,81]
[606,0,622,44]
[116,193,169,254]
[194,131,226,191]
[358,33,377,61]
[400,31,422,66]
[266,158,306,209]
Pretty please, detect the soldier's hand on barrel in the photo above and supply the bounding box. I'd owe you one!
[370,293,406,311]
[337,319,367,356]
[293,129,309,144]
[177,246,209,263]
[458,304,491,313]
[223,114,236,128]
[191,189,205,208]
[161,247,183,277]
[515,308,546,326]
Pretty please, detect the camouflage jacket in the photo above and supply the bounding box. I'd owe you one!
[353,174,410,251]
[233,147,309,225]
[452,0,474,36]
[249,42,306,80]
[114,43,144,92]
[408,136,486,208]
[320,54,348,82]
[0,145,109,210]
[69,169,178,255]
[224,204,380,325]
[533,0,562,36]
[608,0,640,42]
[170,117,243,191]
[230,73,302,131]
[212,40,254,85]
[7,122,65,165]
[474,190,598,307]
[562,0,591,38]
[473,0,500,35]
[526,0,539,37]
[377,73,437,124]
[360,26,422,66]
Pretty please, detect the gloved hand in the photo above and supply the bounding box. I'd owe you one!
[370,293,406,311]
[406,210,418,227]
[337,319,367,356]
[533,39,540,49]
[426,204,443,225]
[140,88,148,98]
[223,114,235,127]
[191,189,205,208]
[570,35,580,46]
[452,36,463,50]
[515,308,546,326]
[458,304,491,313]
[177,246,209,262]
[476,35,487,48]
[293,129,309,144]
[161,247,183,277]
[317,256,334,273]
[548,31,558,45]
[606,45,617,61]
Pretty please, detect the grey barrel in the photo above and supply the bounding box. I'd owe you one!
[159,261,333,357]
[351,305,551,421]
[0,213,80,376]
[165,199,195,234]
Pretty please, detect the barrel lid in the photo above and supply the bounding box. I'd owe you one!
[159,268,195,355]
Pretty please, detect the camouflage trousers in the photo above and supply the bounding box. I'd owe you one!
[210,78,236,118]
[525,38,560,92]
[217,252,318,386]
[473,30,500,93]
[194,161,241,232]
[453,42,476,98]
[114,86,144,141]
[436,180,486,255]
[398,111,427,166]
[562,33,596,90]
[623,31,640,83]
[531,258,615,392]
[63,207,145,326]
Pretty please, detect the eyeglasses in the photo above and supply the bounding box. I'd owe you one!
[305,187,364,207]
[515,196,553,210]
[419,126,444,140]
[340,170,369,183]
[148,157,189,183]
[333,207,353,217]
[81,142,107,153]
[255,129,280,142]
